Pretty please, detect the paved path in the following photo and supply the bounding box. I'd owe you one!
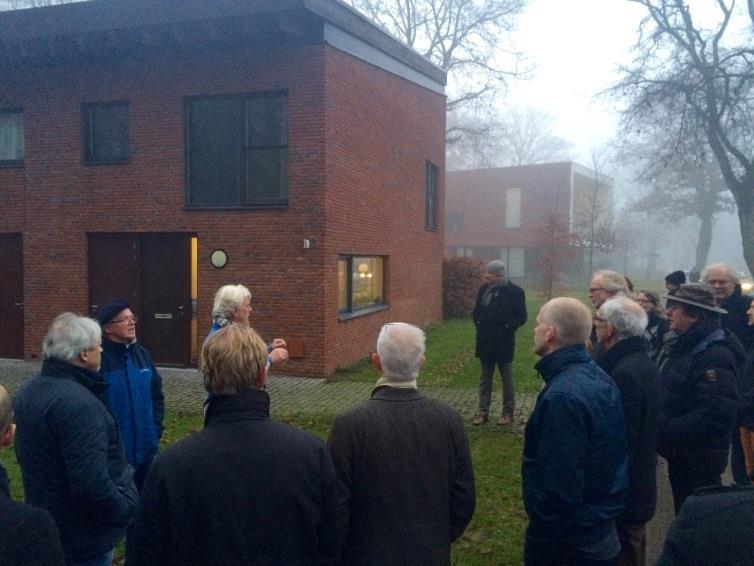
[0,358,674,562]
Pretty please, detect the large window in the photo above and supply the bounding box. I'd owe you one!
[500,246,525,278]
[426,161,439,230]
[83,102,129,164]
[338,256,387,315]
[0,109,23,167]
[505,187,521,228]
[186,93,287,207]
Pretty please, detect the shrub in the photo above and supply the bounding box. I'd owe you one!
[443,257,484,318]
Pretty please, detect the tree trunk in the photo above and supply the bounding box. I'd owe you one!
[739,204,754,278]
[695,214,713,269]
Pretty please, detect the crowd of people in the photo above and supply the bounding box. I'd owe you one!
[0,264,752,565]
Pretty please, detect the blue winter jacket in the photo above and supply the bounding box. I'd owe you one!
[523,345,628,540]
[100,339,165,468]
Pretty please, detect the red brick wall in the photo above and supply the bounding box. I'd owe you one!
[0,38,445,375]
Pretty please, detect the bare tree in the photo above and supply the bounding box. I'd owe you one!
[613,0,754,275]
[536,204,576,299]
[349,0,527,145]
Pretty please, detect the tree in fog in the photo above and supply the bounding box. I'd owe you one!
[349,0,527,145]
[613,0,754,275]
[536,204,576,299]
[446,106,573,170]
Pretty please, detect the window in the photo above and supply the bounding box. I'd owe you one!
[0,109,23,167]
[500,247,525,278]
[426,161,439,230]
[186,93,287,207]
[505,187,521,228]
[447,212,464,232]
[83,102,129,164]
[338,256,387,315]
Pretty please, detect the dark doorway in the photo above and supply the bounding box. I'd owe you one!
[89,233,191,366]
[0,234,24,359]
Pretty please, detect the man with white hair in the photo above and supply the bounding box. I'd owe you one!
[327,322,475,564]
[595,297,660,566]
[14,313,137,566]
[524,298,628,566]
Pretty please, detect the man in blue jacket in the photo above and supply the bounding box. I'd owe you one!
[96,299,164,490]
[523,297,628,566]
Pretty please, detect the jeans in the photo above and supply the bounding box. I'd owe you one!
[71,549,114,566]
[478,361,514,417]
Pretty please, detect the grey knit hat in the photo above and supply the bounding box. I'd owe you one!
[486,260,506,278]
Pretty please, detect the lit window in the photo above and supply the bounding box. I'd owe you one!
[0,109,23,167]
[338,256,387,315]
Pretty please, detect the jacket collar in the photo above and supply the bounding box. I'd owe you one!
[534,344,592,383]
[204,388,270,427]
[596,336,648,374]
[371,386,423,401]
[41,357,109,396]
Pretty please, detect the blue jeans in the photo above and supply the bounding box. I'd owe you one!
[71,549,114,566]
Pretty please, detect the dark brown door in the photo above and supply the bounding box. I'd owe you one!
[88,233,191,366]
[0,234,24,359]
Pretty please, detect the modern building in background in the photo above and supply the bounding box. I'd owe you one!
[446,162,613,285]
[0,0,446,375]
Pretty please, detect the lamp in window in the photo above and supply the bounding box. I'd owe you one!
[358,262,371,278]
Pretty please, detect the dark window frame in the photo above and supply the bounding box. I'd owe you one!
[82,101,130,165]
[338,255,389,319]
[0,108,24,168]
[185,91,288,209]
[425,160,439,231]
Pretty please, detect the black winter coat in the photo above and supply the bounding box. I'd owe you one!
[657,322,744,474]
[720,285,754,350]
[597,337,659,524]
[473,281,527,364]
[13,358,137,563]
[127,388,343,566]
[327,387,475,565]
[0,464,65,566]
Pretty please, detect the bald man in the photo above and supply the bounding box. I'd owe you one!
[523,298,628,566]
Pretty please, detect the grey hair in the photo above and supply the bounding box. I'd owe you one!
[540,298,592,347]
[601,297,648,339]
[702,263,739,284]
[593,270,629,296]
[42,312,101,362]
[212,284,252,326]
[376,322,426,381]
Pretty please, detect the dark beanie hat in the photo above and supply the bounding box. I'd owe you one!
[95,299,131,325]
[665,270,686,286]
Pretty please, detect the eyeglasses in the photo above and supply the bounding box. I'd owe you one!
[109,316,138,324]
[588,287,606,293]
[592,315,607,324]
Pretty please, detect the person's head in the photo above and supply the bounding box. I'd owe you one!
[636,290,665,318]
[484,260,507,287]
[201,324,268,395]
[534,298,592,357]
[212,284,253,326]
[371,322,426,382]
[588,270,629,308]
[0,385,15,449]
[664,284,726,335]
[95,299,137,344]
[595,297,648,350]
[42,313,103,371]
[665,270,686,293]
[702,263,738,303]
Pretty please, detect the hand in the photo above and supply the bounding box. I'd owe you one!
[270,348,289,365]
[270,338,287,350]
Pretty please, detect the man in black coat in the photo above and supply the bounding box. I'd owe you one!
[595,297,660,566]
[14,313,138,566]
[327,322,475,565]
[128,324,343,565]
[656,284,745,513]
[472,260,527,425]
[0,384,65,566]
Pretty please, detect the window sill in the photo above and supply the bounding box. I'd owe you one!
[338,303,389,321]
[0,161,23,169]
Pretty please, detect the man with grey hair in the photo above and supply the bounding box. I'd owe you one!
[472,259,527,426]
[14,313,137,566]
[328,322,475,564]
[524,298,628,565]
[595,297,660,566]
[587,270,630,358]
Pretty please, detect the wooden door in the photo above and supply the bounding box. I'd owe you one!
[0,234,23,359]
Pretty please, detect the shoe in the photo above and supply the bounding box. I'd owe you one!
[472,414,488,426]
[497,415,512,426]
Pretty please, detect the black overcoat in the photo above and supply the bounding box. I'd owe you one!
[473,281,527,364]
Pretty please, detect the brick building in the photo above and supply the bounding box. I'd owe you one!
[446,162,613,285]
[0,0,446,376]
